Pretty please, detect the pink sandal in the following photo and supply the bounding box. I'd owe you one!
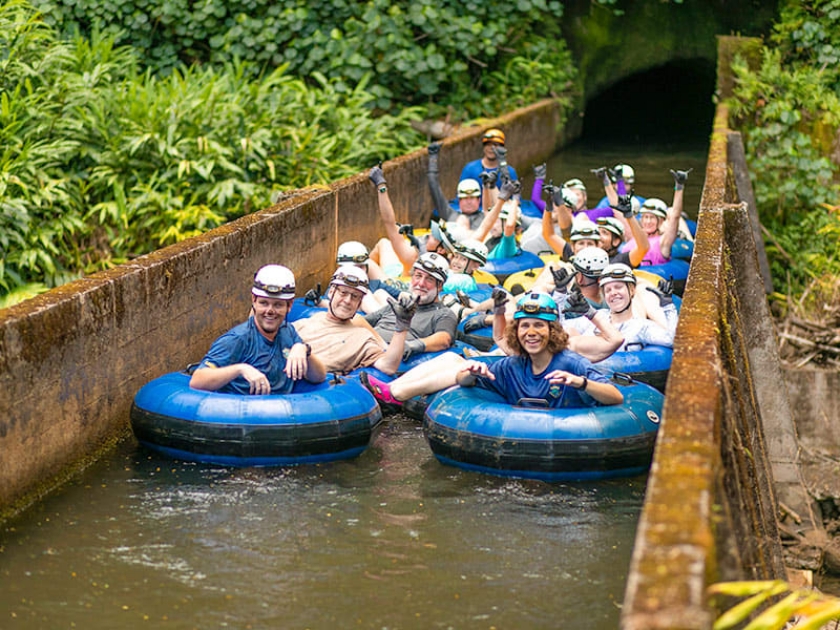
[360,372,403,407]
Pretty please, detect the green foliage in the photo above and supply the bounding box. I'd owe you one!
[0,0,425,297]
[29,0,574,117]
[728,39,840,306]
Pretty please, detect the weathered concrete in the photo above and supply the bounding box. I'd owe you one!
[0,99,564,521]
[620,73,811,630]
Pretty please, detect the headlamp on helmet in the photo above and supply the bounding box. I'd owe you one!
[599,263,637,288]
[412,252,450,284]
[252,265,296,299]
[641,198,668,220]
[482,128,506,145]
[330,265,370,294]
[514,292,559,322]
[336,241,370,265]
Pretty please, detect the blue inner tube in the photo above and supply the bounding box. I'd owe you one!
[479,250,544,284]
[131,372,383,467]
[670,238,694,262]
[593,345,673,393]
[637,258,690,296]
[424,379,663,481]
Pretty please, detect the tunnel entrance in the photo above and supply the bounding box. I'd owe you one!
[581,59,717,150]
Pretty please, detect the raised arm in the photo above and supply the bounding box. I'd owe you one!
[427,142,451,220]
[660,169,691,259]
[612,194,650,267]
[370,165,419,269]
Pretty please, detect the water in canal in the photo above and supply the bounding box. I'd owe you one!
[0,142,708,630]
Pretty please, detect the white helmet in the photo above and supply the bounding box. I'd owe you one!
[596,216,625,239]
[252,264,296,299]
[412,252,450,284]
[563,178,587,192]
[599,263,637,287]
[572,247,609,278]
[570,220,601,242]
[641,198,668,219]
[336,241,369,265]
[457,178,481,198]
[329,265,369,294]
[455,239,488,265]
[612,164,635,185]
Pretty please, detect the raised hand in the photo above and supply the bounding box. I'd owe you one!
[463,315,489,334]
[550,265,575,292]
[611,193,635,218]
[491,286,509,315]
[591,166,609,186]
[427,142,441,156]
[564,288,597,319]
[498,179,521,202]
[493,145,508,166]
[533,163,547,180]
[479,170,497,190]
[670,168,692,190]
[388,295,418,332]
[369,165,387,188]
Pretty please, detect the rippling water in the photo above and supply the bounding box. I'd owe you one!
[1,417,648,629]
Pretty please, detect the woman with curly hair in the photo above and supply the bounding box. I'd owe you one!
[456,292,623,408]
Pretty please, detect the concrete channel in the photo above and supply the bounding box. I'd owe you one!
[0,36,833,629]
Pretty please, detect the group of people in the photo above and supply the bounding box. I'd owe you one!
[190,128,689,411]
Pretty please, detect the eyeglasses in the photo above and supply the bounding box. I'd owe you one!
[333,286,363,301]
[253,280,295,295]
[331,272,368,289]
[336,253,369,264]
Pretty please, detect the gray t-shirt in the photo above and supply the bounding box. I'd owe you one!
[365,300,458,345]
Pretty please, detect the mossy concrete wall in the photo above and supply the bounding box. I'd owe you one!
[0,99,564,521]
[619,100,806,629]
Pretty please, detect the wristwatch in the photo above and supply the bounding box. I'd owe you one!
[301,342,312,357]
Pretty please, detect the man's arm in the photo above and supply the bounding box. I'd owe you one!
[370,166,419,270]
[191,363,262,393]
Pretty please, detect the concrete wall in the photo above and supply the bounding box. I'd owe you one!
[619,101,800,629]
[0,99,564,521]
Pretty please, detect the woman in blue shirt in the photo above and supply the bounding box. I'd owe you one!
[455,292,623,408]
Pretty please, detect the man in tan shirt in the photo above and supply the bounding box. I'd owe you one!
[293,266,416,376]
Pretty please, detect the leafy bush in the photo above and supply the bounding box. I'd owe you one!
[30,0,573,117]
[0,0,426,299]
[730,11,840,306]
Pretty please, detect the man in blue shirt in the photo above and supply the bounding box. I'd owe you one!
[190,265,326,395]
[459,128,519,191]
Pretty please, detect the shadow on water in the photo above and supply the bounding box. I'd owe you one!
[0,415,647,629]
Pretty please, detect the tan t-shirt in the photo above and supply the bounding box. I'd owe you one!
[293,312,386,374]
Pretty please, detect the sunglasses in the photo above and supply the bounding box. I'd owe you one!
[253,280,294,295]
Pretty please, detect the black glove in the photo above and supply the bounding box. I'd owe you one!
[427,142,441,156]
[304,284,322,306]
[398,223,420,249]
[564,288,597,319]
[542,180,560,197]
[533,163,547,180]
[498,179,521,202]
[591,166,609,186]
[369,165,387,188]
[670,168,692,190]
[463,315,489,334]
[552,187,576,209]
[388,295,418,333]
[491,286,509,315]
[479,170,496,190]
[402,338,426,361]
[611,194,634,218]
[658,276,674,296]
[550,266,575,291]
[646,285,674,307]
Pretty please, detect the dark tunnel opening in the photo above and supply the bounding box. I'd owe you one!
[580,59,717,151]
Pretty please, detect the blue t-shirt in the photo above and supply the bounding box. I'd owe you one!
[460,159,519,189]
[475,350,609,408]
[197,317,303,395]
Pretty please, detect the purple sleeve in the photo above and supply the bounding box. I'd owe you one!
[530,178,546,213]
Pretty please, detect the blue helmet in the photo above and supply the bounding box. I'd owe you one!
[514,292,559,322]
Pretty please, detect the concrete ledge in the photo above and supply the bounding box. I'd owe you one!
[0,100,565,520]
